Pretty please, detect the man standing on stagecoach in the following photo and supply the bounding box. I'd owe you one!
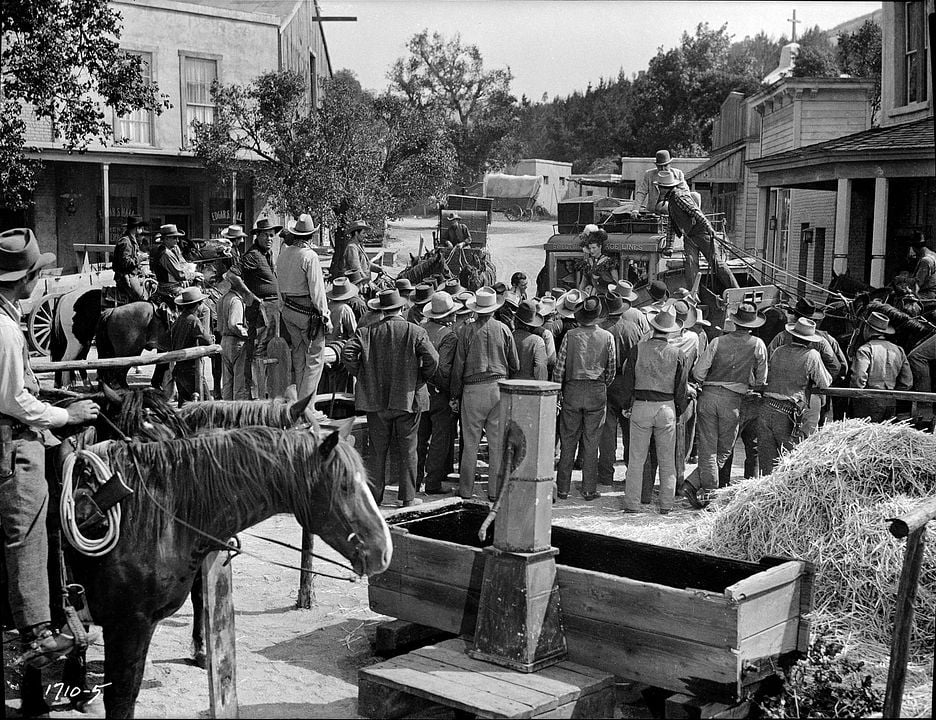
[343,220,385,284]
[113,215,149,301]
[0,228,101,668]
[635,150,687,214]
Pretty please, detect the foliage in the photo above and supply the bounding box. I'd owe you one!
[790,26,839,78]
[192,69,455,270]
[389,30,521,186]
[837,20,883,121]
[0,0,168,209]
[755,635,883,719]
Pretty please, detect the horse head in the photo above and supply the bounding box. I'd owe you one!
[300,422,391,577]
[99,382,190,442]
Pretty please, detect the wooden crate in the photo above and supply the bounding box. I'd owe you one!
[369,502,813,702]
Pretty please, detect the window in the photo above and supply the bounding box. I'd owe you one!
[559,177,566,186]
[542,175,550,185]
[813,228,826,284]
[902,1,929,105]
[767,188,792,279]
[181,55,218,145]
[116,51,154,145]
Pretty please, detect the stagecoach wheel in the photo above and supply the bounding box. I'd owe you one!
[504,205,523,222]
[520,207,533,222]
[27,293,60,355]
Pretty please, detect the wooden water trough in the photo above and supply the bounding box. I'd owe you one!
[370,500,814,702]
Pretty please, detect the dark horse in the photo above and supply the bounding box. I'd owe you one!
[397,246,497,291]
[35,425,389,718]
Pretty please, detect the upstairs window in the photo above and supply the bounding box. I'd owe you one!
[903,1,929,105]
[116,51,154,145]
[181,55,218,145]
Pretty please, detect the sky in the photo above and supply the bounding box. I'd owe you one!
[322,0,882,100]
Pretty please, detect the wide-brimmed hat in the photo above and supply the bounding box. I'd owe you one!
[672,287,698,306]
[412,283,434,305]
[159,223,185,238]
[786,317,819,342]
[395,278,414,296]
[605,292,625,316]
[446,212,461,222]
[455,291,475,315]
[0,228,56,281]
[443,279,464,296]
[466,286,503,314]
[125,215,149,231]
[514,300,544,328]
[574,296,603,326]
[345,268,366,285]
[423,292,457,320]
[655,149,672,165]
[504,293,521,309]
[538,296,558,317]
[608,280,638,302]
[347,219,372,235]
[550,287,565,299]
[251,218,283,235]
[729,302,766,329]
[790,298,821,320]
[492,282,507,297]
[287,214,319,236]
[648,305,683,333]
[367,289,406,311]
[671,299,698,329]
[654,170,681,188]
[865,311,896,335]
[174,286,206,306]
[648,280,669,301]
[327,277,359,301]
[557,289,585,318]
[220,225,247,240]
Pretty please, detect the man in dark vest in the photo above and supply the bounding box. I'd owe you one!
[113,215,149,301]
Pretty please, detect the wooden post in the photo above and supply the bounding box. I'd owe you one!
[202,552,239,719]
[30,343,222,373]
[296,531,315,609]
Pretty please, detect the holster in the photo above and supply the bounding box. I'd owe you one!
[0,420,15,479]
[307,311,325,338]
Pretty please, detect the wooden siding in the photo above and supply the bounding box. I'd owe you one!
[788,189,837,291]
[281,1,332,107]
[761,105,795,156]
[714,92,747,150]
[800,101,872,146]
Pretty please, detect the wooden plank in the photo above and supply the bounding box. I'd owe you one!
[533,686,616,719]
[664,693,750,720]
[374,621,455,656]
[724,561,806,602]
[31,343,221,373]
[563,613,740,700]
[737,617,801,663]
[815,387,936,403]
[357,673,438,719]
[735,576,803,640]
[201,552,238,719]
[368,585,477,638]
[557,567,737,647]
[361,654,536,718]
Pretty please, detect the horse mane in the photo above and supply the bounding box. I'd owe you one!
[108,427,366,547]
[866,300,932,338]
[397,253,440,286]
[117,388,191,438]
[178,400,293,432]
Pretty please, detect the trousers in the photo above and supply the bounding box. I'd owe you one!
[683,233,739,293]
[696,387,743,491]
[0,433,50,630]
[557,381,606,495]
[417,398,454,492]
[624,400,677,511]
[758,403,794,475]
[459,381,504,499]
[220,336,248,400]
[366,410,420,504]
[597,388,629,485]
[852,398,896,423]
[724,394,761,483]
[281,306,326,400]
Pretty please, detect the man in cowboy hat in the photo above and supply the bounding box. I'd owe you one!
[277,214,331,399]
[227,220,281,397]
[170,286,213,405]
[113,215,150,301]
[442,212,471,249]
[554,289,584,349]
[342,269,369,319]
[759,317,832,472]
[909,231,936,300]
[683,303,768,508]
[443,278,464,297]
[621,304,691,514]
[451,286,519,500]
[850,311,912,422]
[598,285,651,487]
[407,283,434,324]
[326,277,359,342]
[342,289,438,507]
[395,277,415,309]
[639,280,670,313]
[553,296,616,500]
[343,219,384,283]
[513,300,548,381]
[635,149,688,214]
[416,292,460,494]
[0,229,101,669]
[151,223,198,304]
[655,171,738,293]
[216,276,251,400]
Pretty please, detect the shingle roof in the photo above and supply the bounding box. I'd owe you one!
[749,116,934,167]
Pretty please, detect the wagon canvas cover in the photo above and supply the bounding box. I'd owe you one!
[483,173,541,201]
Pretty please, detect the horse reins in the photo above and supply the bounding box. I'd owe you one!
[93,412,360,583]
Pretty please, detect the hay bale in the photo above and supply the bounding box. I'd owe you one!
[692,419,936,656]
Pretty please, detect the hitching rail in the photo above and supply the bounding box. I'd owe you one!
[30,344,222,373]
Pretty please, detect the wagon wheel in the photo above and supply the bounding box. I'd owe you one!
[520,206,533,222]
[504,205,523,222]
[27,293,61,355]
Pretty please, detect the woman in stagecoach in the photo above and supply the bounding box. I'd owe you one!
[577,225,618,295]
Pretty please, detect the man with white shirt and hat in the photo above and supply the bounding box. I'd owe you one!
[635,149,688,214]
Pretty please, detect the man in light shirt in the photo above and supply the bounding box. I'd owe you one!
[634,149,688,214]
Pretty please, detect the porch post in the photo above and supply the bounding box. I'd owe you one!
[833,178,852,276]
[754,186,770,262]
[870,177,889,287]
[102,162,111,246]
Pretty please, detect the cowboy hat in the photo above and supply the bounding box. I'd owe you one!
[174,286,207,306]
[327,277,359,301]
[466,286,503,314]
[790,297,822,320]
[158,223,185,238]
[219,225,247,240]
[412,283,434,305]
[446,212,461,222]
[124,215,149,231]
[367,289,406,311]
[395,278,414,296]
[556,289,585,318]
[504,293,521,309]
[729,302,766,329]
[443,278,464,296]
[251,218,283,235]
[423,292,457,320]
[574,296,603,326]
[347,219,372,235]
[514,300,545,328]
[287,214,319,236]
[608,280,638,302]
[671,299,698,330]
[865,311,896,335]
[454,291,475,315]
[672,287,698,306]
[648,280,669,302]
[0,228,56,281]
[492,282,507,298]
[538,296,558,317]
[786,317,819,342]
[345,268,366,285]
[605,293,626,316]
[648,305,683,333]
[655,149,672,165]
[653,170,682,188]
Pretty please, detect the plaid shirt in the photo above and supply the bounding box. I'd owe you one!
[553,325,616,386]
[664,188,714,244]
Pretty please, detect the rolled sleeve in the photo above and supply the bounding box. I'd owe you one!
[0,320,69,428]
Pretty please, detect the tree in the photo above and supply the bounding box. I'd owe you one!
[389,30,521,186]
[791,25,838,78]
[1,0,167,209]
[837,19,883,121]
[192,70,455,272]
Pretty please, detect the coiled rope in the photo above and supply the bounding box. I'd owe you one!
[60,449,121,557]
